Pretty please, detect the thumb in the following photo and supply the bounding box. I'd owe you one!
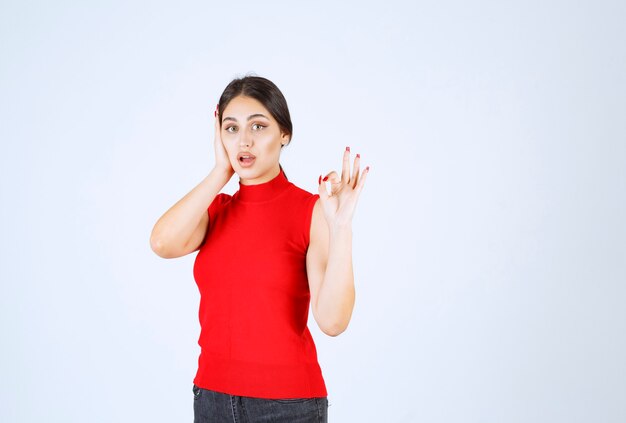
[318,174,330,202]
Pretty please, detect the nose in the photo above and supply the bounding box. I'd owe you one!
[239,130,253,148]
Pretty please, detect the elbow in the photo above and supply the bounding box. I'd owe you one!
[324,329,342,337]
[150,236,165,257]
[316,306,353,337]
[150,235,172,258]
[322,321,348,337]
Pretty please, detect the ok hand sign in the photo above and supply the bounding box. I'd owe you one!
[318,147,369,229]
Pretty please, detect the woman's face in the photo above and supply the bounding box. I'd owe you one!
[220,95,290,185]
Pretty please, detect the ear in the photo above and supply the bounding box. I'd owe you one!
[281,132,291,147]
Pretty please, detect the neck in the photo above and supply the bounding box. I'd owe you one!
[239,165,281,186]
[235,166,291,203]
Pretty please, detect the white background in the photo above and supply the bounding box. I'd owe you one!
[1,1,625,422]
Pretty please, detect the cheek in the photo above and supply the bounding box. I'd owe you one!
[265,142,282,156]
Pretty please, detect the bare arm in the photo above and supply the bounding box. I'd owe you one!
[306,147,369,336]
[150,167,232,258]
[150,103,234,259]
[306,199,355,337]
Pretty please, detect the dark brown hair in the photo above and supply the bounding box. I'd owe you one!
[217,74,292,179]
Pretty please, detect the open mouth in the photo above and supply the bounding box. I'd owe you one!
[238,153,256,167]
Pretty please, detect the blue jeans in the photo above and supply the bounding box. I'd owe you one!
[192,384,329,423]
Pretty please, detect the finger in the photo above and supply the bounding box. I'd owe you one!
[341,147,351,184]
[351,153,361,189]
[318,174,330,201]
[214,118,221,144]
[355,166,369,196]
[322,171,342,196]
[322,171,340,184]
[324,171,342,190]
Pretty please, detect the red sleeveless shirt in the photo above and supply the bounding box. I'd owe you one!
[192,168,327,399]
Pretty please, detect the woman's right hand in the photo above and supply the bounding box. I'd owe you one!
[213,103,235,177]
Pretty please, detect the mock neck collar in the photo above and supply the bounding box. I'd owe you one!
[235,167,291,203]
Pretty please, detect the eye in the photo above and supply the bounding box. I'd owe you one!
[252,123,266,130]
[225,126,237,133]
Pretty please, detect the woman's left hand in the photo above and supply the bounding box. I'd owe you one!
[318,147,369,229]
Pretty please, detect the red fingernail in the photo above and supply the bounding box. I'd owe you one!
[356,153,360,158]
[346,146,350,152]
[318,175,321,184]
[323,176,329,181]
[366,166,370,171]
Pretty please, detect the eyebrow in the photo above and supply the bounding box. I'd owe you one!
[222,113,269,123]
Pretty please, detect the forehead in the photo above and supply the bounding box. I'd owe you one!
[223,95,269,116]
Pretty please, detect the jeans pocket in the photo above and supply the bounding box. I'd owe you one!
[271,397,316,404]
[192,384,201,399]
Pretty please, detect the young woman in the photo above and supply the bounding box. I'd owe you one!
[150,75,369,423]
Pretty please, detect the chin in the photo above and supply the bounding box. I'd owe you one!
[236,164,274,181]
[234,166,259,178]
